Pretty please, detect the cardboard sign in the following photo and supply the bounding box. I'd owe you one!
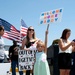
[39,8,63,25]
[18,50,36,71]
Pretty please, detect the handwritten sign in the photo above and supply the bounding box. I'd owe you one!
[39,8,63,25]
[18,50,36,71]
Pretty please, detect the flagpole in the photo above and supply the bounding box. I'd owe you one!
[47,24,49,30]
[20,19,22,44]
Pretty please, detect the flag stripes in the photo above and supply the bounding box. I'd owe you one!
[0,18,21,43]
[20,19,28,39]
[0,18,28,43]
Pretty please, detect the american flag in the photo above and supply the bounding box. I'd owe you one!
[20,19,28,40]
[0,18,21,43]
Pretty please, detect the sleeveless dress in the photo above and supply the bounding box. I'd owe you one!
[34,51,50,75]
[26,41,35,75]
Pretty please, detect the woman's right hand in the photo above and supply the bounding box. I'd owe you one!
[71,41,75,46]
[71,41,75,52]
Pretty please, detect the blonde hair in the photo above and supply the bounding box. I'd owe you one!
[37,40,45,48]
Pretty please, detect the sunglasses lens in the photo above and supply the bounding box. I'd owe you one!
[28,29,34,31]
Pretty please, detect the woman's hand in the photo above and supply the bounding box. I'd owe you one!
[72,41,75,52]
[71,41,75,46]
[24,48,29,51]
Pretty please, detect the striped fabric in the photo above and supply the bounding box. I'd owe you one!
[0,18,21,43]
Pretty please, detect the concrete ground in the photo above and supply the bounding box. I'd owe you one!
[7,72,32,75]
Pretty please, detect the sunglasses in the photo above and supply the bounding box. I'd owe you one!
[28,29,34,31]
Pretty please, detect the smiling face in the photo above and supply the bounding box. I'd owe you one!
[28,26,34,34]
[27,26,35,37]
[26,26,36,43]
[37,40,45,52]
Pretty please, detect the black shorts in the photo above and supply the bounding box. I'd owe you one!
[58,53,71,69]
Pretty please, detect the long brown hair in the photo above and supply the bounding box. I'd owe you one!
[26,26,36,44]
[61,28,71,40]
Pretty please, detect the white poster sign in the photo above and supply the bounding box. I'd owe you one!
[18,50,36,71]
[39,8,63,25]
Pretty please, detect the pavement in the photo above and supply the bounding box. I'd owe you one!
[0,63,51,75]
[0,63,32,75]
[7,72,32,75]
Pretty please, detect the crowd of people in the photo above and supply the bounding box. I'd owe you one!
[0,25,75,75]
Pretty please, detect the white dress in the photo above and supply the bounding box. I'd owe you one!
[34,51,50,75]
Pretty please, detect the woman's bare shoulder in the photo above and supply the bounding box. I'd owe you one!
[68,40,71,43]
[35,37,39,41]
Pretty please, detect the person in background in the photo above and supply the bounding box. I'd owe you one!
[9,40,23,75]
[21,26,38,75]
[58,28,75,75]
[0,25,5,63]
[70,39,75,75]
[34,30,50,75]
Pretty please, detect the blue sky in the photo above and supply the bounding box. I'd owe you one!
[0,0,75,47]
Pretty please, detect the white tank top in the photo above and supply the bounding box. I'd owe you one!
[59,41,72,53]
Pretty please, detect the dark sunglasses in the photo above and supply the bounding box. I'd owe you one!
[28,29,34,31]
